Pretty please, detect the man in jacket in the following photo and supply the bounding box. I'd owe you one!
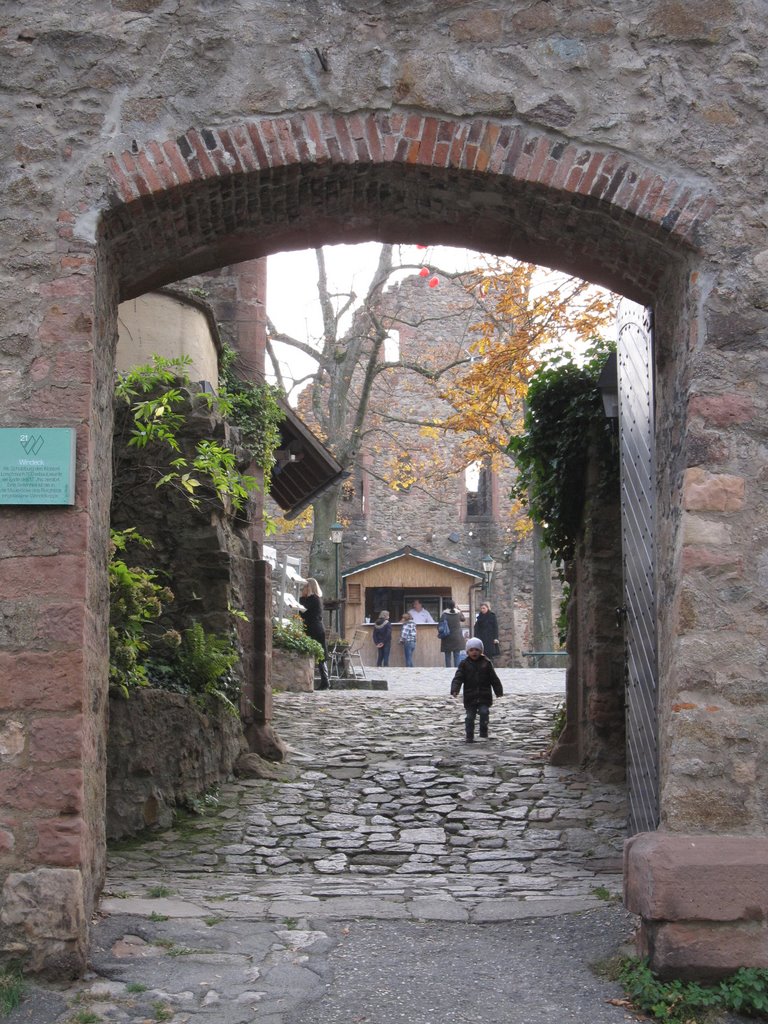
[450,637,503,742]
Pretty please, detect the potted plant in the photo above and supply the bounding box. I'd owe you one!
[271,619,325,692]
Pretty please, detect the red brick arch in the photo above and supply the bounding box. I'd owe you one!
[103,112,715,302]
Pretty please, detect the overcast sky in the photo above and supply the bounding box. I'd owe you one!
[265,242,484,397]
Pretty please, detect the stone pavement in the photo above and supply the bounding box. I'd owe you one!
[8,668,646,1024]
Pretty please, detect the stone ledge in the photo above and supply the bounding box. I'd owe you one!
[624,832,768,923]
[644,920,768,980]
[328,677,388,690]
[625,832,768,978]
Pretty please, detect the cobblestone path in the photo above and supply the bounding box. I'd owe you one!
[106,673,627,920]
[10,672,633,1024]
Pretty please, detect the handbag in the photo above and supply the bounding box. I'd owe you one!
[437,616,450,639]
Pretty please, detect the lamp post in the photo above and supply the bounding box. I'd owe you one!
[330,522,343,634]
[481,553,496,598]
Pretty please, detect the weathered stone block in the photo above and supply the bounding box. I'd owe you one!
[0,719,25,760]
[682,513,731,547]
[271,650,314,692]
[0,867,86,977]
[688,394,755,427]
[0,768,83,813]
[31,816,84,867]
[683,468,745,512]
[29,715,84,763]
[644,920,768,980]
[625,832,768,923]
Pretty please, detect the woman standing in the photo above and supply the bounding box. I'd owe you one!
[372,610,392,668]
[438,600,466,668]
[299,578,330,690]
[473,601,500,659]
[399,612,417,667]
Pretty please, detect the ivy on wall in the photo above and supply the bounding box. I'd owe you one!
[508,339,619,567]
[111,352,284,699]
[219,345,285,494]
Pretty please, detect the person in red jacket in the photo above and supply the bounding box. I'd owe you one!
[450,637,503,742]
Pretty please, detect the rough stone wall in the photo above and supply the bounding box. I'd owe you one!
[552,438,624,779]
[106,690,245,841]
[1,0,766,976]
[111,391,255,640]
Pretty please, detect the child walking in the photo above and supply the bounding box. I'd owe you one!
[450,637,503,742]
[399,612,417,667]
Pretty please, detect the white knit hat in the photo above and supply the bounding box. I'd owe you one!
[465,637,484,652]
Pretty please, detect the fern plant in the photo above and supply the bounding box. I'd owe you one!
[144,622,241,713]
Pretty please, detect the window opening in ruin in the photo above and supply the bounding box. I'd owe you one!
[384,329,400,362]
[465,459,492,519]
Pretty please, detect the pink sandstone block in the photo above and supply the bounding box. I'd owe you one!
[689,393,754,427]
[0,651,85,712]
[32,816,85,867]
[648,921,768,979]
[683,467,745,512]
[625,832,768,922]
[29,715,85,763]
[0,768,84,813]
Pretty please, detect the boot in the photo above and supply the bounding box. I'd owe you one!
[316,660,330,690]
[479,715,489,739]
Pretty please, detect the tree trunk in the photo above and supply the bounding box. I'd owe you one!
[309,482,343,600]
[532,520,555,653]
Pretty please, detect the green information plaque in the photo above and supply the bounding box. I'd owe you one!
[0,428,76,506]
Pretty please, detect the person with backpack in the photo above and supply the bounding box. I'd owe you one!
[438,600,465,668]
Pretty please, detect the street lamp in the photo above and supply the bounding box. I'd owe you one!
[481,553,496,598]
[597,352,619,422]
[330,522,343,634]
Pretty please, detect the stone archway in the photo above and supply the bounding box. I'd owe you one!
[103,114,709,302]
[3,0,766,963]
[1,110,711,974]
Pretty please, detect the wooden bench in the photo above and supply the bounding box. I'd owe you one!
[521,650,568,668]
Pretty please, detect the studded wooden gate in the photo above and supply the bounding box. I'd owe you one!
[617,299,659,835]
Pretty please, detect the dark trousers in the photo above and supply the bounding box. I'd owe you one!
[465,702,490,739]
[376,642,391,668]
[316,659,330,689]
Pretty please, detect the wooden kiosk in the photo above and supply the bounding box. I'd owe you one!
[341,546,485,668]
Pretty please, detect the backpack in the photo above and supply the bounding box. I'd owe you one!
[437,616,450,639]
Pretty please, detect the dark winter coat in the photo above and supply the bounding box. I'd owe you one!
[439,609,465,653]
[299,593,327,658]
[372,620,392,648]
[473,610,499,652]
[450,655,503,708]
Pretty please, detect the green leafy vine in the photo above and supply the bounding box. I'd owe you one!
[115,354,258,511]
[508,338,618,566]
[108,529,174,696]
[219,345,285,493]
[618,957,768,1023]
